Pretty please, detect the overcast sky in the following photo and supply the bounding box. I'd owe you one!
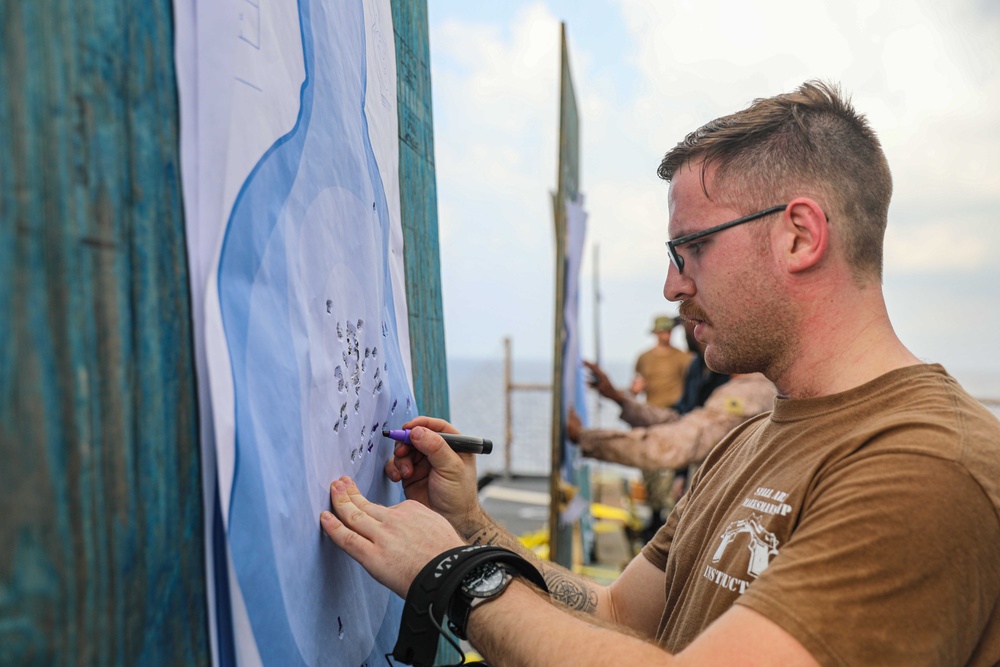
[425,0,1000,389]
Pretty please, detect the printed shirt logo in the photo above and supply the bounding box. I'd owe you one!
[712,514,779,577]
[702,487,788,594]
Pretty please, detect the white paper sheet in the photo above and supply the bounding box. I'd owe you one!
[175,1,414,664]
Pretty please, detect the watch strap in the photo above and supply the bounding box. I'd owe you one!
[393,545,548,667]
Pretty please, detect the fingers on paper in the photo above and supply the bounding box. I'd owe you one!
[342,477,389,521]
[321,477,382,553]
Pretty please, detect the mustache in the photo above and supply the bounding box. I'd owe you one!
[679,303,708,323]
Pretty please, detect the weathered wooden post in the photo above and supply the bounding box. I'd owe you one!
[0,1,209,665]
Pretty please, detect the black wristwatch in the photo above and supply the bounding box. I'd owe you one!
[393,546,548,667]
[448,560,515,637]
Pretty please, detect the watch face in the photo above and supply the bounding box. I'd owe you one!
[463,562,509,598]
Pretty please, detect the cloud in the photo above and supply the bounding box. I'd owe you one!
[428,0,1000,367]
[431,4,562,248]
[885,219,993,272]
[584,179,669,280]
[430,5,571,358]
[610,0,1000,277]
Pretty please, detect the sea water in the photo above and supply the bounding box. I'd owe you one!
[446,357,635,476]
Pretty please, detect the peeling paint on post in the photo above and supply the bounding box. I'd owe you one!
[0,1,209,665]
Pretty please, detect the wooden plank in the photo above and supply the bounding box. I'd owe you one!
[389,3,456,662]
[548,22,581,568]
[0,1,209,665]
[391,0,450,420]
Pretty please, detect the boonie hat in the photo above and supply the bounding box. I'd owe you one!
[651,315,680,333]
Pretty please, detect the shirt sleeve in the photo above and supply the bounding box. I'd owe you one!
[641,492,689,570]
[619,395,679,427]
[579,375,775,470]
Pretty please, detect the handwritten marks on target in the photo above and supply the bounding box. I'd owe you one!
[327,308,410,465]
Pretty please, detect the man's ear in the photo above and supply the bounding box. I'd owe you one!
[781,198,829,273]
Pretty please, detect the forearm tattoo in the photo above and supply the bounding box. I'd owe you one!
[466,524,505,547]
[541,569,599,613]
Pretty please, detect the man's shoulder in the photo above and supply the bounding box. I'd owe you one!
[704,373,776,415]
[868,365,1000,504]
[862,364,1000,442]
[723,372,774,390]
[772,364,1000,512]
[635,346,658,362]
[638,345,692,363]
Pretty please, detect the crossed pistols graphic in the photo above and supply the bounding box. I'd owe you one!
[712,514,780,578]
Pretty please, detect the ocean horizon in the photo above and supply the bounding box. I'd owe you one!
[445,356,1000,477]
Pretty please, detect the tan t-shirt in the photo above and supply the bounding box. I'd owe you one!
[642,364,1000,666]
[635,345,692,408]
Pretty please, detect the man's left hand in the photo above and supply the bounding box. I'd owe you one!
[320,476,465,598]
[567,408,583,443]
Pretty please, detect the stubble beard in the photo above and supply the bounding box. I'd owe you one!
[704,315,791,377]
[687,272,795,378]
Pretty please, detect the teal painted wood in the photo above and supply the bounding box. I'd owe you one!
[389,3,457,662]
[0,1,210,665]
[391,0,450,420]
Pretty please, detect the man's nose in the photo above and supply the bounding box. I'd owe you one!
[663,262,694,303]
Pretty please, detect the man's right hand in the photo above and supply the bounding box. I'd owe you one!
[384,416,483,537]
[584,360,626,405]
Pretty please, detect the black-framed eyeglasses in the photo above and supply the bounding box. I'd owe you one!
[665,204,788,273]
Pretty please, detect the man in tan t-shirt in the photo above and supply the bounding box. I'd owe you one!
[632,315,693,408]
[323,82,1000,666]
[628,315,694,530]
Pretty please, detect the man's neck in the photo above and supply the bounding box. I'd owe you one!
[770,285,922,399]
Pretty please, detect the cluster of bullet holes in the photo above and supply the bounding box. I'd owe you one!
[325,306,412,464]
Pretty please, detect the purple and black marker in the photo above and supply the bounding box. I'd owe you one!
[381,428,493,455]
